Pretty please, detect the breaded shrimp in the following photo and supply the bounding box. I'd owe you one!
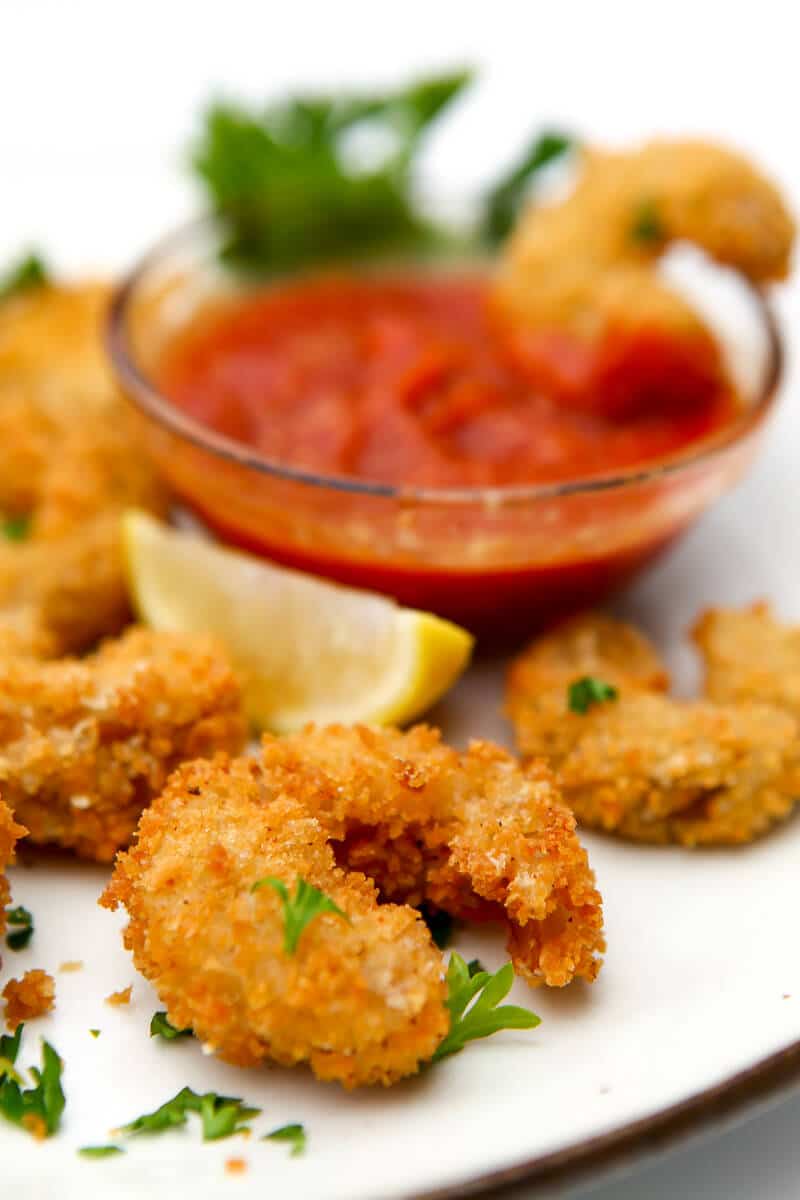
[102,754,449,1088]
[260,725,604,987]
[0,797,26,942]
[693,601,800,719]
[507,613,800,845]
[0,282,165,655]
[493,140,794,418]
[0,627,246,861]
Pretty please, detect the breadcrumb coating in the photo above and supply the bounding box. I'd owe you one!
[260,724,604,987]
[102,753,449,1088]
[0,797,26,941]
[3,969,55,1030]
[0,627,246,861]
[495,139,795,341]
[0,282,166,656]
[693,601,800,719]
[507,613,800,845]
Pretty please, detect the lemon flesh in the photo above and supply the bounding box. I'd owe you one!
[122,510,474,732]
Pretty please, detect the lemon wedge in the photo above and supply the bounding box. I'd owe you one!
[122,510,474,732]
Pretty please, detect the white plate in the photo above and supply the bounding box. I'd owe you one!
[3,387,800,1199]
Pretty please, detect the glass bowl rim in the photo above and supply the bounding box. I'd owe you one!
[106,214,783,508]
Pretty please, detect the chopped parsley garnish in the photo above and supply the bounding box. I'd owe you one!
[2,514,32,543]
[264,1122,306,1156]
[150,1011,192,1041]
[482,131,573,245]
[567,676,619,714]
[431,953,540,1063]
[79,1145,124,1158]
[0,252,49,302]
[199,1093,261,1142]
[193,71,472,273]
[631,199,666,244]
[421,905,454,950]
[119,1086,259,1142]
[0,1025,65,1138]
[252,876,349,955]
[5,905,33,950]
[89,1029,101,1039]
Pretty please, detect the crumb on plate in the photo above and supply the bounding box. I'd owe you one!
[105,985,132,1007]
[3,967,55,1029]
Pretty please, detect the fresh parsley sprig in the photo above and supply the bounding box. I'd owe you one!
[431,954,540,1063]
[0,1025,65,1138]
[264,1122,306,1156]
[194,71,472,273]
[5,905,33,951]
[482,131,573,245]
[119,1086,260,1142]
[251,876,349,955]
[150,1011,192,1041]
[567,676,619,714]
[0,252,49,303]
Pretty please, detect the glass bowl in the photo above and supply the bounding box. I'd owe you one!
[106,217,782,638]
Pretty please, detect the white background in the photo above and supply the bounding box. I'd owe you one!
[2,2,799,1196]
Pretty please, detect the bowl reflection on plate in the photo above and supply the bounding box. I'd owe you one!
[106,218,782,638]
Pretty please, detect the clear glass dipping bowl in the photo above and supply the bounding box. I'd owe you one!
[107,217,782,638]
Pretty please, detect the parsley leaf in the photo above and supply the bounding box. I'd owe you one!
[193,71,472,274]
[79,1145,124,1158]
[119,1086,199,1135]
[199,1093,260,1142]
[631,199,665,244]
[482,131,573,245]
[2,515,32,543]
[0,1027,66,1138]
[5,905,33,951]
[421,905,454,950]
[0,253,49,302]
[431,953,540,1063]
[89,1029,101,1039]
[150,1011,192,1041]
[119,1087,260,1142]
[264,1122,306,1156]
[567,676,619,714]
[252,876,349,955]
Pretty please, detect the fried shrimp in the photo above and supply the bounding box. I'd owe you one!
[493,139,794,416]
[259,724,604,987]
[507,613,800,846]
[0,797,25,942]
[0,282,165,655]
[0,627,246,861]
[693,601,800,719]
[102,754,450,1088]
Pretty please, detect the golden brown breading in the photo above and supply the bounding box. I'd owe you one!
[0,627,246,861]
[102,753,449,1089]
[507,612,800,845]
[0,282,165,656]
[2,969,55,1030]
[260,724,604,987]
[693,601,800,719]
[0,797,26,942]
[494,139,795,344]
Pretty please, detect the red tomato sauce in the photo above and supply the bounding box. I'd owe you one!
[158,273,740,490]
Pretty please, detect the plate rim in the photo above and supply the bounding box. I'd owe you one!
[408,1035,800,1199]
